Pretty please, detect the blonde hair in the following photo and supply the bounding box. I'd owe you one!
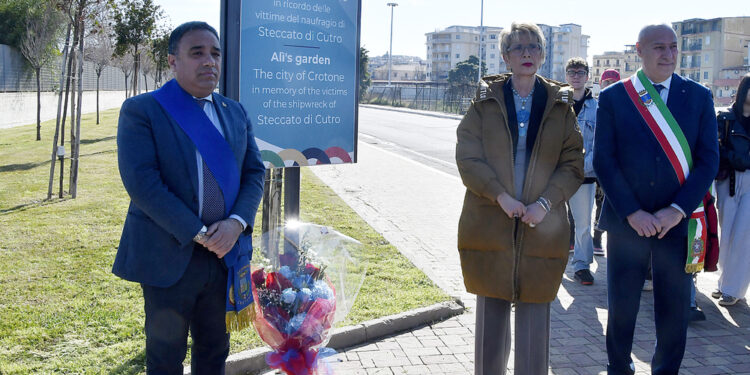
[500,21,546,64]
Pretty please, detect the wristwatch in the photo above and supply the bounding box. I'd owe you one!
[193,225,208,243]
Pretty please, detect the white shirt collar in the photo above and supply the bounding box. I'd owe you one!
[192,94,213,102]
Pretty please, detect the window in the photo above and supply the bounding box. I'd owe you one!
[456,35,461,40]
[456,54,460,58]
[490,53,495,59]
[704,71,708,79]
[705,35,710,45]
[704,54,709,63]
[491,44,496,49]
[490,34,497,40]
[490,63,495,68]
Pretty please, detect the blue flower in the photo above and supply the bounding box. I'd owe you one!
[278,265,293,280]
[312,280,333,300]
[287,312,307,334]
[298,288,312,303]
[281,288,296,305]
[292,275,307,289]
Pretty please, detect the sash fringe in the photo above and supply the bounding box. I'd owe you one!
[685,262,704,274]
[226,304,255,333]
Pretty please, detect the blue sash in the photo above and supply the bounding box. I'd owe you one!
[151,79,254,332]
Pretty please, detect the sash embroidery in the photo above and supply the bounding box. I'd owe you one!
[151,79,254,332]
[623,70,708,273]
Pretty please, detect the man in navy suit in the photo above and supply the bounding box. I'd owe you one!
[594,24,718,375]
[113,21,264,374]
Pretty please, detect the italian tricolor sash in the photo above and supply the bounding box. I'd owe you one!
[623,70,707,273]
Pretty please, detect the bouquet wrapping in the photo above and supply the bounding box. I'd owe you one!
[251,222,366,375]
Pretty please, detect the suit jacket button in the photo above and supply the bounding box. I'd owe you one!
[650,181,655,186]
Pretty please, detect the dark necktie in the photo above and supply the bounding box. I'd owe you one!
[196,99,225,224]
[653,84,666,94]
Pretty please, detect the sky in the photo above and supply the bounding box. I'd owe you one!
[156,0,749,61]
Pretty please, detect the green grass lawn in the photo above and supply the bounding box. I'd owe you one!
[0,109,450,374]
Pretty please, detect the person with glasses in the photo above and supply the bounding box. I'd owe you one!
[456,21,583,375]
[564,57,600,285]
[593,24,718,374]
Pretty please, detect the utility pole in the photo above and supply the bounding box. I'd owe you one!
[478,0,484,83]
[387,2,398,86]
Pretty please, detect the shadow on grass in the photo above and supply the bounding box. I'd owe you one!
[0,149,115,174]
[0,160,50,173]
[0,197,72,215]
[80,136,116,145]
[108,350,146,375]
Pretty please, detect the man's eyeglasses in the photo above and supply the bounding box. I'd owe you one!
[506,43,542,56]
[566,70,588,78]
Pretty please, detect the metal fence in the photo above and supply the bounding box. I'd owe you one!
[0,44,158,93]
[363,81,475,115]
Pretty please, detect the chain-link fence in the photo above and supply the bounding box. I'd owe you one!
[363,81,476,115]
[1,44,158,93]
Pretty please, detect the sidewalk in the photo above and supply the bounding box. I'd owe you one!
[307,141,750,375]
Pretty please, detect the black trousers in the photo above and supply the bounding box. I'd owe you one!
[605,224,691,375]
[141,246,229,375]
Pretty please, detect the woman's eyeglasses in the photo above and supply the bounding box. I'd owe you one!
[506,43,542,56]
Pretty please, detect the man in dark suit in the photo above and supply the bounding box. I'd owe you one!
[113,21,265,374]
[594,24,718,375]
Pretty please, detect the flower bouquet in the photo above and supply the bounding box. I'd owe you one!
[251,222,367,375]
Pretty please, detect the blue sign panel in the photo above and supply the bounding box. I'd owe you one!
[240,0,360,167]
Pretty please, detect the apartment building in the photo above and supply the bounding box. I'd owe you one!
[592,45,641,85]
[425,24,588,82]
[673,17,750,106]
[425,25,504,82]
[540,24,590,81]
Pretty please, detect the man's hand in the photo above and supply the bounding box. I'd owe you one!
[626,209,662,237]
[203,219,243,258]
[521,202,547,227]
[497,192,526,219]
[654,206,684,239]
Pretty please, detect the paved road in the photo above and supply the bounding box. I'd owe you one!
[265,106,750,374]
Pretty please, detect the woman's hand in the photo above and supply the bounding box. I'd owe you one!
[497,192,526,219]
[521,202,547,227]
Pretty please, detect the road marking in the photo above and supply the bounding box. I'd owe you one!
[358,139,462,182]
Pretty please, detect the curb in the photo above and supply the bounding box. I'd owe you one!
[360,104,464,121]
[215,299,465,375]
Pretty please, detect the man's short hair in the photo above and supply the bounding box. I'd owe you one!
[168,21,219,55]
[500,21,546,64]
[565,57,588,73]
[637,24,675,45]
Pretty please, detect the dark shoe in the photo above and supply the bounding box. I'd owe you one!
[719,295,739,306]
[689,306,706,322]
[574,269,594,285]
[711,289,722,299]
[593,246,605,256]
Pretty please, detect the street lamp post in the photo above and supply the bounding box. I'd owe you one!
[478,0,484,83]
[387,2,398,86]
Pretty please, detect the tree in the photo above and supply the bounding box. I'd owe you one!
[447,55,486,86]
[139,47,154,92]
[21,2,63,141]
[0,0,35,49]
[151,30,169,87]
[358,47,371,102]
[84,9,114,124]
[114,49,133,98]
[111,0,161,97]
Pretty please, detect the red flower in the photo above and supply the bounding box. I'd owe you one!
[266,271,293,292]
[252,269,266,288]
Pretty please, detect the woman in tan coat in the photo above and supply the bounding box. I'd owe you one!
[455,21,583,375]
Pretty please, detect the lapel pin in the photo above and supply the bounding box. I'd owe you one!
[222,102,227,107]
